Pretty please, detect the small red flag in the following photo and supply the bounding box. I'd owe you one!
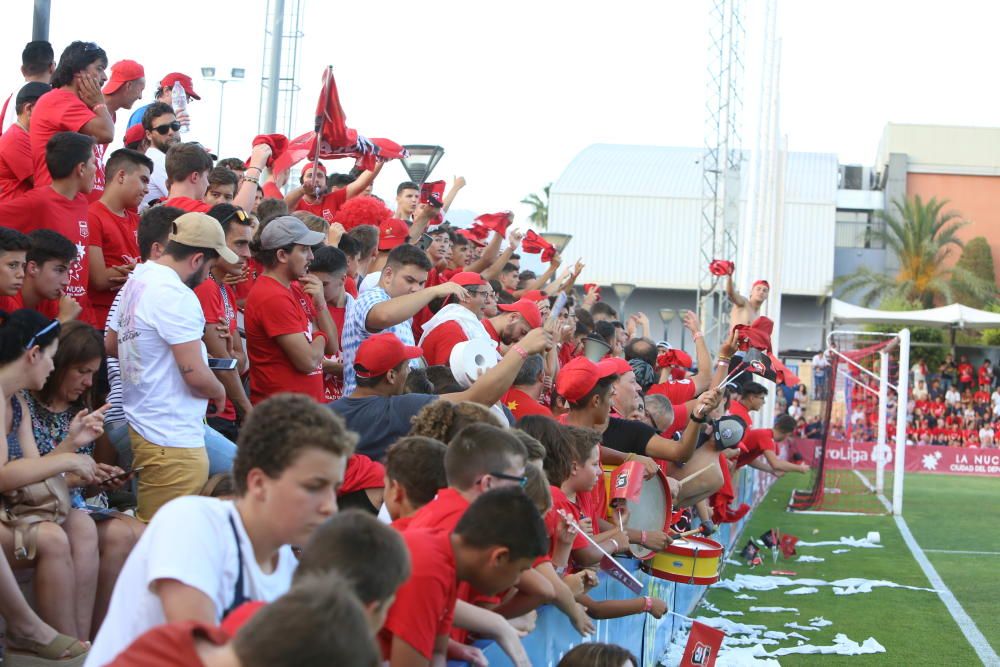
[474,211,513,236]
[779,533,799,558]
[521,229,556,262]
[315,67,350,149]
[680,621,725,667]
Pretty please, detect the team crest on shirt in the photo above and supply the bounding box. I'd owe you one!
[322,208,333,220]
[78,220,90,239]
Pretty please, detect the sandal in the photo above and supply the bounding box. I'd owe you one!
[5,633,89,667]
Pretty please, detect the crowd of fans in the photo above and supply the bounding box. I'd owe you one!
[0,39,808,667]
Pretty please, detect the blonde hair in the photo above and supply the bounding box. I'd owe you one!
[293,210,330,236]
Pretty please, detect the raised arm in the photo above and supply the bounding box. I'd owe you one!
[440,176,465,214]
[233,144,271,212]
[683,310,713,395]
[726,274,746,307]
[344,162,383,200]
[366,282,468,333]
[443,328,553,406]
[481,230,523,282]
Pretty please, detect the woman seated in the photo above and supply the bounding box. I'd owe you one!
[0,310,95,661]
[23,321,144,635]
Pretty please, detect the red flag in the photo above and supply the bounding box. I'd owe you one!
[521,229,556,262]
[779,533,799,558]
[475,212,513,236]
[732,316,774,354]
[583,283,601,300]
[244,133,288,168]
[680,621,725,667]
[710,453,750,524]
[271,132,314,174]
[656,348,693,370]
[315,67,350,149]
[709,259,735,276]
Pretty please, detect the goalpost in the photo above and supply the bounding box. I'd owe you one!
[788,328,910,516]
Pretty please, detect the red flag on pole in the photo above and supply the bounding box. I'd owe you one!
[680,621,725,667]
[315,66,349,149]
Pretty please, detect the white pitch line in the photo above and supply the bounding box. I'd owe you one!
[924,549,1000,556]
[895,515,1000,665]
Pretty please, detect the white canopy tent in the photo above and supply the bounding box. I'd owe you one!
[831,299,1000,330]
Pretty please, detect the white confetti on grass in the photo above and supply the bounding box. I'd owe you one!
[769,634,886,657]
[785,586,820,595]
[785,622,822,632]
[712,574,936,594]
[719,610,745,617]
[750,606,799,613]
[735,593,758,600]
[810,617,833,627]
[833,548,851,554]
[798,535,883,549]
[796,555,825,563]
[724,557,743,566]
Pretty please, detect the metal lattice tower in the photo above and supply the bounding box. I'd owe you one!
[258,0,304,136]
[697,0,745,352]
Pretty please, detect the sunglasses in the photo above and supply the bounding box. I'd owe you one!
[218,207,250,226]
[26,320,59,350]
[151,121,181,135]
[488,471,528,487]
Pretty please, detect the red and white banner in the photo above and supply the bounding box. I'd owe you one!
[787,438,1000,477]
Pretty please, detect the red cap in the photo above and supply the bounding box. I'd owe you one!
[301,161,327,179]
[102,60,145,95]
[556,357,619,403]
[498,299,542,329]
[449,271,487,287]
[521,289,546,303]
[123,123,146,146]
[378,218,409,251]
[752,279,770,289]
[160,72,200,99]
[458,228,487,247]
[355,333,422,378]
[600,357,633,377]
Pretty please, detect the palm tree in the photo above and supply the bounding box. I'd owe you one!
[520,184,551,230]
[834,196,995,308]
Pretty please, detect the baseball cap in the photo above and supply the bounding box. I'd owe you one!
[15,82,50,108]
[450,271,487,288]
[355,333,423,378]
[169,212,238,264]
[123,123,145,146]
[600,357,633,377]
[260,216,326,250]
[498,299,542,329]
[556,357,620,403]
[457,228,487,248]
[378,218,409,251]
[520,289,546,303]
[301,162,327,178]
[160,72,200,100]
[102,60,144,95]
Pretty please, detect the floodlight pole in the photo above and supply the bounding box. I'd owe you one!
[892,328,910,516]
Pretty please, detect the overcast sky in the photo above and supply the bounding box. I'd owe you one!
[3,0,1000,224]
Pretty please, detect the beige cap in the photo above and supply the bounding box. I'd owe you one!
[169,212,239,264]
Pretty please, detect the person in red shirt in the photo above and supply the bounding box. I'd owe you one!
[503,353,553,421]
[29,41,115,195]
[647,312,713,402]
[380,488,548,667]
[87,148,151,327]
[108,574,380,667]
[162,142,270,214]
[736,416,810,474]
[0,131,97,323]
[979,359,993,389]
[307,245,351,401]
[383,436,448,531]
[418,271,497,365]
[0,229,80,321]
[284,161,380,222]
[957,355,975,393]
[244,216,336,404]
[0,226,30,296]
[195,204,255,440]
[0,82,50,201]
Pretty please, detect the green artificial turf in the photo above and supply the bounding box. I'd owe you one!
[697,473,997,665]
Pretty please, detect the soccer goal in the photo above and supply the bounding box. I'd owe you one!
[788,328,910,516]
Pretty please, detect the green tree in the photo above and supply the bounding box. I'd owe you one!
[834,196,994,308]
[520,183,550,230]
[951,236,998,308]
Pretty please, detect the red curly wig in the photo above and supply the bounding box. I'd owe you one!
[336,195,393,231]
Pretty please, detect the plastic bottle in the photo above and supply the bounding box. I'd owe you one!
[171,81,189,133]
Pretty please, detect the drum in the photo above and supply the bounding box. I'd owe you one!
[602,462,673,560]
[641,536,723,585]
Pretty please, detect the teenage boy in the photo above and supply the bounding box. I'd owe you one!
[88,148,152,326]
[0,81,51,200]
[0,131,97,323]
[379,488,548,667]
[106,574,380,667]
[307,245,351,401]
[285,161,381,222]
[0,229,80,321]
[383,436,448,531]
[736,415,811,476]
[203,166,238,206]
[162,142,270,214]
[0,226,30,296]
[196,204,255,440]
[85,394,357,667]
[244,216,336,404]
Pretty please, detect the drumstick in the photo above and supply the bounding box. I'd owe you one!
[671,527,705,539]
[677,463,716,489]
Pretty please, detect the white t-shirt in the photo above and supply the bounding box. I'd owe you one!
[84,496,297,667]
[359,270,380,294]
[140,147,169,210]
[991,390,1000,415]
[110,261,207,447]
[945,388,961,406]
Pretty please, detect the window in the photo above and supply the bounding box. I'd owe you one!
[835,210,885,249]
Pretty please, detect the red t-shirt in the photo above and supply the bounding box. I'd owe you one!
[0,186,93,324]
[104,621,229,667]
[420,320,470,366]
[29,88,96,190]
[161,196,211,213]
[979,365,992,386]
[407,487,469,534]
[736,428,776,468]
[294,188,347,222]
[244,275,324,404]
[483,318,501,344]
[392,515,415,532]
[647,378,696,404]
[958,363,974,383]
[340,453,386,494]
[322,302,347,401]
[0,123,33,201]
[0,291,59,319]
[663,401,689,440]
[379,528,458,661]
[548,486,588,551]
[88,200,140,325]
[344,274,358,298]
[502,387,552,422]
[194,277,240,421]
[233,257,261,308]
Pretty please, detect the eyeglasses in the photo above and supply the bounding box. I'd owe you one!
[25,320,59,350]
[217,207,250,226]
[466,288,492,298]
[488,471,528,487]
[151,121,181,135]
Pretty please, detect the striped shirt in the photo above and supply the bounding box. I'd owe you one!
[341,286,417,396]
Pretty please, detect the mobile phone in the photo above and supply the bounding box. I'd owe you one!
[416,233,434,252]
[208,357,239,371]
[103,466,144,484]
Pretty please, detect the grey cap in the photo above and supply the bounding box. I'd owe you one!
[260,215,326,250]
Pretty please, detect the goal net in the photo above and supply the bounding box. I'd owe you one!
[787,329,910,515]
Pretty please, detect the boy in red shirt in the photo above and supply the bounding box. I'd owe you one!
[307,245,351,401]
[380,488,548,667]
[383,436,448,532]
[0,228,80,321]
[203,166,238,206]
[0,82,50,201]
[736,416,811,475]
[244,216,336,403]
[162,142,270,214]
[0,227,30,296]
[0,130,97,323]
[88,148,151,327]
